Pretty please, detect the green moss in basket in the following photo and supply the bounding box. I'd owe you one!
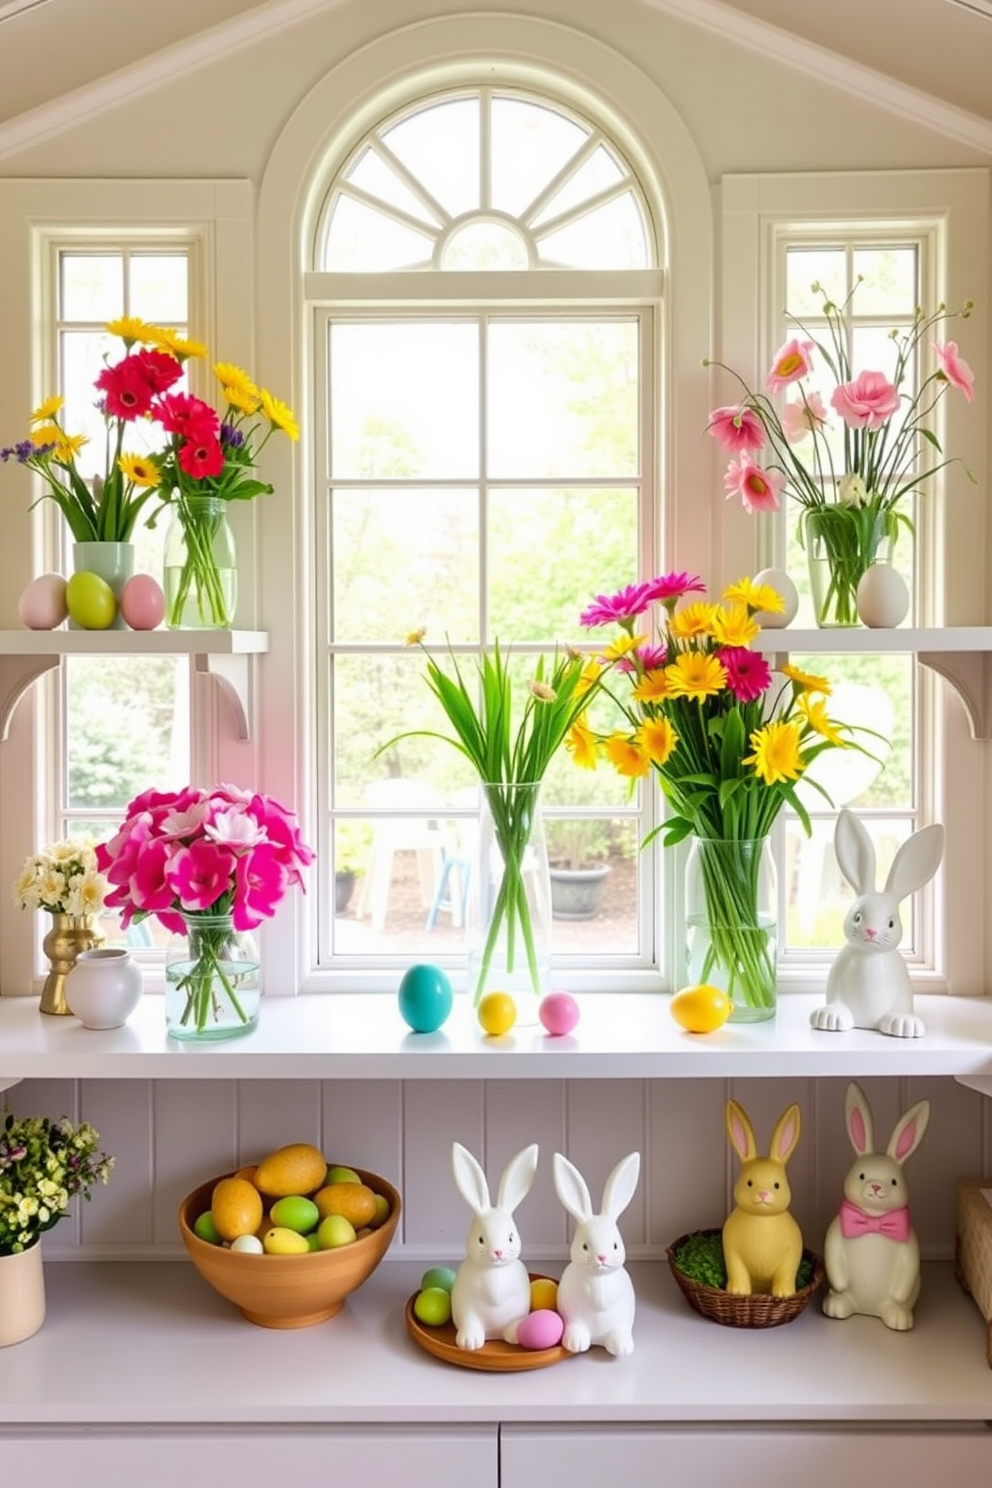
[674,1232,813,1290]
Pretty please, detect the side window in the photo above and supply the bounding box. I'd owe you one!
[52,246,193,945]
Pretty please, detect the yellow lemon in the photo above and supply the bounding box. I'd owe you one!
[670,983,733,1034]
[254,1142,328,1198]
[210,1176,264,1242]
[478,991,516,1037]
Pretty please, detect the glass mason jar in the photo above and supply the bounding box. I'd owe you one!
[163,495,237,630]
[804,503,897,628]
[684,836,777,1023]
[466,781,552,1009]
[164,913,260,1042]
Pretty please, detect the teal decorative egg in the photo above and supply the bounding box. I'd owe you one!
[398,963,453,1033]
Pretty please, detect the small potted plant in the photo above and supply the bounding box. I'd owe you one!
[546,816,612,920]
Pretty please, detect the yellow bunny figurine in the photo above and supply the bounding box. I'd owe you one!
[722,1099,803,1297]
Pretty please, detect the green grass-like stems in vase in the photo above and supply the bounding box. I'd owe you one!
[673,1230,814,1291]
[689,836,776,1012]
[383,636,614,1003]
[169,916,253,1033]
[166,495,233,627]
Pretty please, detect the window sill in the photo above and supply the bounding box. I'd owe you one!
[1,990,991,1087]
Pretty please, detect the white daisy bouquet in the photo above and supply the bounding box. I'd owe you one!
[0,1111,114,1256]
[11,838,108,918]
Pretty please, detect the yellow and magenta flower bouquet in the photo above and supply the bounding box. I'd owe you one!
[571,572,865,1012]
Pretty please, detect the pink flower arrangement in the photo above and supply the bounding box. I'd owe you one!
[96,784,314,934]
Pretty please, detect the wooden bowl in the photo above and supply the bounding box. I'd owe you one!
[178,1167,401,1329]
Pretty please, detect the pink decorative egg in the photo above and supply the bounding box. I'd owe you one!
[539,991,580,1037]
[119,574,165,631]
[516,1309,564,1351]
[18,573,67,630]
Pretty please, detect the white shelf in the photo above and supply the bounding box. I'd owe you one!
[0,1258,988,1426]
[0,628,268,740]
[753,626,992,738]
[3,991,992,1084]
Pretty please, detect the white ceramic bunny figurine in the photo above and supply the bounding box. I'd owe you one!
[449,1141,538,1351]
[552,1151,640,1356]
[810,808,944,1038]
[823,1081,930,1331]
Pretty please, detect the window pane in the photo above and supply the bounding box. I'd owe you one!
[785,248,845,315]
[537,196,648,268]
[490,97,589,218]
[331,487,479,642]
[325,197,435,271]
[487,320,638,478]
[65,656,190,811]
[330,321,479,479]
[851,247,918,316]
[785,816,916,952]
[129,254,189,323]
[442,220,529,270]
[347,147,441,227]
[60,254,123,321]
[488,486,638,638]
[531,145,624,226]
[383,98,480,217]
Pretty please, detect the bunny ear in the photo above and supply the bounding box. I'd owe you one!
[770,1105,802,1165]
[496,1143,539,1215]
[553,1152,593,1223]
[887,1100,931,1164]
[601,1152,640,1219]
[834,809,876,895]
[451,1142,490,1216]
[844,1082,874,1156]
[883,824,945,902]
[725,1099,757,1163]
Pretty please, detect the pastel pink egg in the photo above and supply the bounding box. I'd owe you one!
[539,991,580,1037]
[119,574,165,631]
[18,573,68,630]
[517,1309,564,1351]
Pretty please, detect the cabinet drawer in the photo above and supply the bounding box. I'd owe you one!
[1,1427,497,1488]
[501,1425,992,1486]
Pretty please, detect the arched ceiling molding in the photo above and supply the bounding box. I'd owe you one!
[0,0,991,162]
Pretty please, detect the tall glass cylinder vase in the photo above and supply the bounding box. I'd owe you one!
[40,912,107,1016]
[804,504,897,628]
[163,495,237,630]
[466,782,552,1010]
[684,836,777,1023]
[164,913,259,1042]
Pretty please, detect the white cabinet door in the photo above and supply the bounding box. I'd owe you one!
[2,1427,497,1488]
[501,1425,992,1487]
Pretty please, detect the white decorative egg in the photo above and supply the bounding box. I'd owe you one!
[229,1233,264,1255]
[752,568,799,628]
[856,563,910,629]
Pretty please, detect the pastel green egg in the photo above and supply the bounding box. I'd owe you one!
[270,1194,320,1234]
[65,570,117,630]
[193,1210,221,1245]
[420,1265,457,1294]
[413,1286,452,1327]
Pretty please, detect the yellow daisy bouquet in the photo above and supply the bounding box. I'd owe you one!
[574,571,863,1012]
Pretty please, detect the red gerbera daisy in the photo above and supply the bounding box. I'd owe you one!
[178,436,224,478]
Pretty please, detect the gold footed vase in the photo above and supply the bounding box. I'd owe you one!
[40,913,106,1016]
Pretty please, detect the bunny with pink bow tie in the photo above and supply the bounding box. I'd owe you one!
[823,1081,930,1331]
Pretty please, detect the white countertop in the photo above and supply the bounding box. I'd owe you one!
[3,991,992,1083]
[2,1259,989,1425]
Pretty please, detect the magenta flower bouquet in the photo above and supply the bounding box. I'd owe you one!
[97,785,313,1036]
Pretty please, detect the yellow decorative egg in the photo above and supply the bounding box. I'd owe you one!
[261,1226,311,1256]
[478,991,517,1036]
[313,1181,379,1228]
[670,983,733,1034]
[254,1142,328,1198]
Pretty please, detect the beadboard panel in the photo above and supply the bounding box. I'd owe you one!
[7,1075,990,1261]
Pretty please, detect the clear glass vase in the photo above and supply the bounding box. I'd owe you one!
[164,913,260,1041]
[164,495,237,630]
[804,504,897,628]
[684,836,777,1023]
[466,781,552,1009]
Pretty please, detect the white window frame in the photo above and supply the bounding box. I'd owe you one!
[720,169,989,995]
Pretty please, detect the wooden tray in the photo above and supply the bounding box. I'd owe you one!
[404,1274,572,1372]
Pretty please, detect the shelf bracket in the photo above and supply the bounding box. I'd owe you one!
[194,651,253,740]
[918,651,992,741]
[0,655,58,740]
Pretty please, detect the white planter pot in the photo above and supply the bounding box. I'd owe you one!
[66,947,143,1029]
[0,1239,45,1347]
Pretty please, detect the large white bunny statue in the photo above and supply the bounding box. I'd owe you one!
[809,808,944,1038]
[552,1150,640,1357]
[823,1081,930,1330]
[449,1141,538,1351]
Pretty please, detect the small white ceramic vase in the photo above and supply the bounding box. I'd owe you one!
[66,947,143,1029]
[0,1239,45,1347]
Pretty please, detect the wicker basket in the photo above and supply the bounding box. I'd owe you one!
[666,1228,825,1329]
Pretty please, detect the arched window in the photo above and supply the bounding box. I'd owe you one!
[307,83,667,989]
